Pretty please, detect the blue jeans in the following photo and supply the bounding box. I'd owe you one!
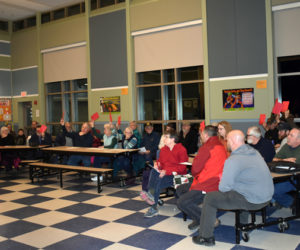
[67,155,91,167]
[273,181,296,207]
[94,156,111,168]
[148,169,174,205]
[113,156,132,177]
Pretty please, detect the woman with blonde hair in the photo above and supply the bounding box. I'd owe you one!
[217,121,232,156]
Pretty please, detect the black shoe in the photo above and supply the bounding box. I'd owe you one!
[192,236,215,246]
[188,220,200,230]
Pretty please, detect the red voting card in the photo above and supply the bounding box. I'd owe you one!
[91,112,99,121]
[281,101,290,112]
[109,111,112,122]
[117,115,121,126]
[40,125,47,134]
[259,114,266,125]
[200,121,205,132]
[272,102,282,115]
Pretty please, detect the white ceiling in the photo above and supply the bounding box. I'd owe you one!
[0,0,84,21]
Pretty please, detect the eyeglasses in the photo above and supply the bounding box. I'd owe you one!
[246,134,253,137]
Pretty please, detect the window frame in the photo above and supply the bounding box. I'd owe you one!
[136,66,205,133]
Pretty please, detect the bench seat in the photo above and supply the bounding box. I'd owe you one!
[28,162,113,193]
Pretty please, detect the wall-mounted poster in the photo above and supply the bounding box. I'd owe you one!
[0,99,12,121]
[223,88,254,111]
[100,96,120,113]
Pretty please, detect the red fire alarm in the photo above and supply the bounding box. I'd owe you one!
[34,100,38,105]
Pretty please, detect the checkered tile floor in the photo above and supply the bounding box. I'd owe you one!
[0,169,299,250]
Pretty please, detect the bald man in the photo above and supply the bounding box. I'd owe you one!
[193,130,274,246]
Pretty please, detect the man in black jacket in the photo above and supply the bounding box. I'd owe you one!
[247,126,275,163]
[29,125,52,160]
[179,122,198,154]
[60,119,93,166]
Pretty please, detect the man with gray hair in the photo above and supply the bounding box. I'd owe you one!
[247,126,275,163]
[193,130,274,246]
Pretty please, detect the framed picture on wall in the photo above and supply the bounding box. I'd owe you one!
[223,88,254,111]
[100,96,121,113]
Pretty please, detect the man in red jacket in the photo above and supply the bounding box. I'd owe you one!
[141,131,188,218]
[176,125,227,230]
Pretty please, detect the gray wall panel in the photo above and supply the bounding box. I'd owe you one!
[235,0,267,75]
[207,0,237,78]
[12,67,38,96]
[0,42,10,55]
[0,70,11,96]
[207,0,268,78]
[90,10,128,89]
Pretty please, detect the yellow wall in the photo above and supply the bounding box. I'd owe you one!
[40,15,86,49]
[0,30,10,41]
[11,28,38,69]
[0,57,10,68]
[130,0,202,31]
[89,89,131,122]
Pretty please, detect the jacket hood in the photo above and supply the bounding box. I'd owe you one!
[231,144,257,156]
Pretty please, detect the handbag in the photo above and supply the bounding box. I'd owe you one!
[268,161,300,173]
[172,172,193,189]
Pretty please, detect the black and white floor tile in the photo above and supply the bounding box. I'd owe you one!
[0,169,299,250]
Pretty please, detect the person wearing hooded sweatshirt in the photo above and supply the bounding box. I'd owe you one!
[176,125,227,231]
[193,130,274,247]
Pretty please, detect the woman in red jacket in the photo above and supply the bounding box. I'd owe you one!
[141,132,188,218]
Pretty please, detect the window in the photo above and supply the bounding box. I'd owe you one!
[136,66,204,131]
[91,0,124,10]
[46,78,88,135]
[100,0,115,8]
[27,16,36,28]
[13,20,25,32]
[0,21,8,31]
[53,8,65,20]
[68,4,81,17]
[42,13,51,24]
[277,55,300,119]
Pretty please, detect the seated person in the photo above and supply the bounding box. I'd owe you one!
[29,125,52,161]
[27,120,38,136]
[130,121,142,148]
[158,123,176,150]
[140,132,188,218]
[176,125,227,230]
[247,126,275,163]
[179,122,198,154]
[275,122,291,153]
[53,122,74,164]
[60,119,93,166]
[264,117,280,145]
[0,126,17,171]
[90,121,118,168]
[15,129,26,145]
[55,122,74,147]
[7,124,16,140]
[15,129,27,160]
[113,126,138,179]
[217,120,232,156]
[272,128,300,208]
[139,122,160,165]
[193,130,274,246]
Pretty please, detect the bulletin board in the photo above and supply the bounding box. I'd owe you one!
[0,99,12,121]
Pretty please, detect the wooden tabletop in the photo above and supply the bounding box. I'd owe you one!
[0,145,49,151]
[42,146,139,157]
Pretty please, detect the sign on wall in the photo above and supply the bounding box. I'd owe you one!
[0,99,12,121]
[100,96,120,113]
[223,88,254,111]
